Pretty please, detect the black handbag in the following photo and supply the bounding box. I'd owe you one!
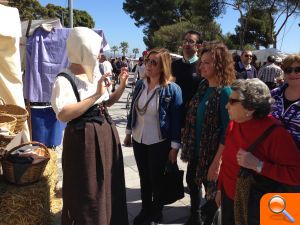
[159,161,184,205]
[234,124,296,225]
[201,199,219,225]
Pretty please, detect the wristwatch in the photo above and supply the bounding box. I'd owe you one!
[256,160,264,173]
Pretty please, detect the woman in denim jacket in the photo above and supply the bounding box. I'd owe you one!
[271,54,300,149]
[124,48,183,225]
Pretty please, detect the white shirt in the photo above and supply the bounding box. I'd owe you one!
[134,63,145,80]
[132,80,165,145]
[101,60,113,75]
[51,69,109,120]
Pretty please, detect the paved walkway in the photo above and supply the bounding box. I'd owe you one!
[56,84,191,225]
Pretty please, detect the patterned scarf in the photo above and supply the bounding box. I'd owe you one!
[181,79,222,199]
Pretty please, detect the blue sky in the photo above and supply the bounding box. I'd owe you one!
[39,0,300,56]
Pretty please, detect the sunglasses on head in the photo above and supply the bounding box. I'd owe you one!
[244,54,253,58]
[145,59,159,67]
[284,66,300,74]
[228,98,242,105]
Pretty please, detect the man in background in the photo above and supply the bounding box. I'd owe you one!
[258,55,284,90]
[235,50,257,79]
[133,57,145,81]
[172,30,203,225]
[172,30,203,118]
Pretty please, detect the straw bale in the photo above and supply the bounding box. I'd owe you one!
[0,148,62,225]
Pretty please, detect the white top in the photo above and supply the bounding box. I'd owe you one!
[51,69,109,119]
[101,60,113,74]
[134,63,145,80]
[0,4,21,37]
[132,80,163,145]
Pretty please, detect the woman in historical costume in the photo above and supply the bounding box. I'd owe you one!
[51,27,128,225]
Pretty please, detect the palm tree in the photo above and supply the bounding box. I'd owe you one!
[111,45,119,58]
[119,42,129,56]
[132,48,139,58]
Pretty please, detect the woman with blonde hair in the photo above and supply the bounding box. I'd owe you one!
[181,41,235,225]
[124,48,183,225]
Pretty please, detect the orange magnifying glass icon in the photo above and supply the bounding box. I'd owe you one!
[268,195,295,223]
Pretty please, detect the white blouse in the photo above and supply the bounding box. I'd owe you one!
[51,69,109,118]
[132,80,165,145]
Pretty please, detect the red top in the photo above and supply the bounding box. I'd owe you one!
[218,115,300,200]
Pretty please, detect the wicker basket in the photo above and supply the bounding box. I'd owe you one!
[0,114,17,134]
[0,134,16,151]
[1,141,50,185]
[0,97,28,133]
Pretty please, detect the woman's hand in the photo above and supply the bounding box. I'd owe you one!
[236,149,259,171]
[96,73,111,96]
[119,67,129,87]
[207,160,221,182]
[215,190,221,208]
[168,148,178,164]
[123,134,132,147]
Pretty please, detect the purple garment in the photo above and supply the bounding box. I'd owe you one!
[271,84,300,149]
[24,27,108,102]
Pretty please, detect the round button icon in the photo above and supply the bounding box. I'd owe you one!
[268,195,295,223]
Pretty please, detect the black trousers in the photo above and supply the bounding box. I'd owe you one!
[221,189,235,225]
[133,139,170,213]
[186,159,202,214]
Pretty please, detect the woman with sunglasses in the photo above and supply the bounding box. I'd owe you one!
[181,41,235,225]
[123,48,183,225]
[271,54,300,149]
[217,79,300,225]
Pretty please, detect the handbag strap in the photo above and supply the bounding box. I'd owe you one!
[247,124,278,153]
[57,72,81,102]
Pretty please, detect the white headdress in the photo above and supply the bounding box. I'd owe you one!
[67,27,102,83]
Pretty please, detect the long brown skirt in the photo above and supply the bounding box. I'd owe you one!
[61,119,128,225]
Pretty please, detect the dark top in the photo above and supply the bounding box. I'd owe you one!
[172,59,201,106]
[234,61,257,79]
[172,59,202,128]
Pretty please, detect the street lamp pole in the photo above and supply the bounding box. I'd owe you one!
[68,0,73,28]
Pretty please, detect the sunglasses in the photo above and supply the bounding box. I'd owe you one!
[228,98,242,105]
[244,54,253,58]
[145,59,159,67]
[284,66,300,74]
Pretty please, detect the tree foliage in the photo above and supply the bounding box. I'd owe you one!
[123,0,223,49]
[119,42,129,56]
[8,0,46,20]
[132,48,139,58]
[152,20,222,52]
[111,45,119,58]
[220,0,300,49]
[231,7,274,49]
[8,0,95,28]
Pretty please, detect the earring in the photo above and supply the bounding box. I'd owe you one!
[246,112,250,117]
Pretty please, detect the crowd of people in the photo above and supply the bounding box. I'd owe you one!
[51,27,300,225]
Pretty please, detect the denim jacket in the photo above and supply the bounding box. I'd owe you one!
[126,79,183,148]
[271,83,300,148]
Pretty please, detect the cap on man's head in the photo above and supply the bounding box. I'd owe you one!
[139,57,143,62]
